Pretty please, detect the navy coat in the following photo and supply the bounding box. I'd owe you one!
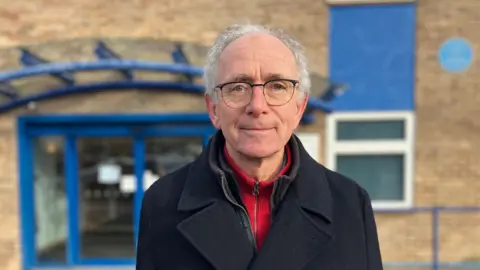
[136,132,383,270]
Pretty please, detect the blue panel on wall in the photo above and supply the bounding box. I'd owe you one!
[328,3,416,111]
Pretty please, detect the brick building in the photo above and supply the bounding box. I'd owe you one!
[0,0,479,269]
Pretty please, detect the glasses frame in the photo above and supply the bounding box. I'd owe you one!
[214,79,300,108]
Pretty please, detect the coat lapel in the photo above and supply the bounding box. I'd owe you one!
[250,143,335,270]
[175,132,336,270]
[176,149,255,270]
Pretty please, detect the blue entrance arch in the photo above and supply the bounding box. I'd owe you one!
[0,43,341,122]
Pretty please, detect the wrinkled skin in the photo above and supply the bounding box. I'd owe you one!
[205,32,308,181]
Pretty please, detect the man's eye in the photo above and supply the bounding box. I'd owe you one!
[272,83,287,90]
[231,84,248,92]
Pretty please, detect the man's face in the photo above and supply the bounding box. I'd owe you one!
[206,32,308,158]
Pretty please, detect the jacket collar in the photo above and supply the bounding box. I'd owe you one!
[176,130,334,270]
[177,130,333,222]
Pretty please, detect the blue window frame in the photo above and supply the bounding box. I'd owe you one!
[17,113,217,269]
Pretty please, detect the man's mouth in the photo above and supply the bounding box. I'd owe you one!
[241,128,273,133]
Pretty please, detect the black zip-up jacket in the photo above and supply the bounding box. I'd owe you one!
[136,131,384,270]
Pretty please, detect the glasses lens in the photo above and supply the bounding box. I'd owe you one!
[219,80,297,108]
[264,80,295,105]
[221,82,252,108]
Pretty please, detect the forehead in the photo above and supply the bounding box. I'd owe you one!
[217,33,298,81]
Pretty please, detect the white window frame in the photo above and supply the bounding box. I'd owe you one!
[325,0,416,5]
[295,132,321,162]
[326,111,415,210]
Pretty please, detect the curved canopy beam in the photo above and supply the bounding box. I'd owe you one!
[0,60,204,82]
[0,81,204,113]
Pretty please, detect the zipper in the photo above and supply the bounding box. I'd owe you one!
[253,180,260,242]
[220,175,258,251]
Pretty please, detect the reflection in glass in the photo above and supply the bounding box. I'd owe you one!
[337,120,405,140]
[144,136,203,180]
[33,135,206,262]
[77,137,135,259]
[336,154,404,200]
[33,136,67,263]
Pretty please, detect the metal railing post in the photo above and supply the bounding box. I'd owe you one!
[432,207,440,270]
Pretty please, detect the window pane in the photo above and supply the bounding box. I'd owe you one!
[33,136,67,263]
[144,136,203,183]
[116,136,203,194]
[336,154,404,201]
[337,120,405,140]
[78,137,135,259]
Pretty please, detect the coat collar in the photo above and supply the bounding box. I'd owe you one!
[178,130,333,221]
[176,130,334,270]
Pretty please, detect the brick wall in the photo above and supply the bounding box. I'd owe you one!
[0,115,21,270]
[374,0,480,264]
[405,0,480,263]
[0,0,478,269]
[415,0,480,206]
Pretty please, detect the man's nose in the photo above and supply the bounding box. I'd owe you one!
[245,86,269,115]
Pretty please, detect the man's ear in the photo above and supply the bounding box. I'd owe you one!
[205,93,221,129]
[296,93,309,119]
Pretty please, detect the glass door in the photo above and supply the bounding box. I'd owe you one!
[76,136,137,261]
[31,136,68,264]
[144,136,204,181]
[23,121,216,268]
[71,132,208,265]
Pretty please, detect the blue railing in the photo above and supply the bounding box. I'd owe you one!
[377,206,480,269]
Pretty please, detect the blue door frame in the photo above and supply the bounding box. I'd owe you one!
[17,113,217,269]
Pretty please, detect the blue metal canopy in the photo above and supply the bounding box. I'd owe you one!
[0,42,344,123]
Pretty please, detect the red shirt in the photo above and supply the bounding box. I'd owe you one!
[224,146,292,249]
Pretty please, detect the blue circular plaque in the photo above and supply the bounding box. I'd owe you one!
[438,38,474,73]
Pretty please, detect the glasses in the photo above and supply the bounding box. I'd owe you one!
[215,79,299,108]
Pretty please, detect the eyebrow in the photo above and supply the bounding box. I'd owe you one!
[229,73,287,82]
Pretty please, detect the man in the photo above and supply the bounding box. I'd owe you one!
[136,24,383,270]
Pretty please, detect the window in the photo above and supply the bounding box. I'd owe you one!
[295,132,321,162]
[326,111,415,209]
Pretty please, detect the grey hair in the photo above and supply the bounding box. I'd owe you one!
[203,24,311,101]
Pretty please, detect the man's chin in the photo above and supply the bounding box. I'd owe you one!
[236,144,280,159]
